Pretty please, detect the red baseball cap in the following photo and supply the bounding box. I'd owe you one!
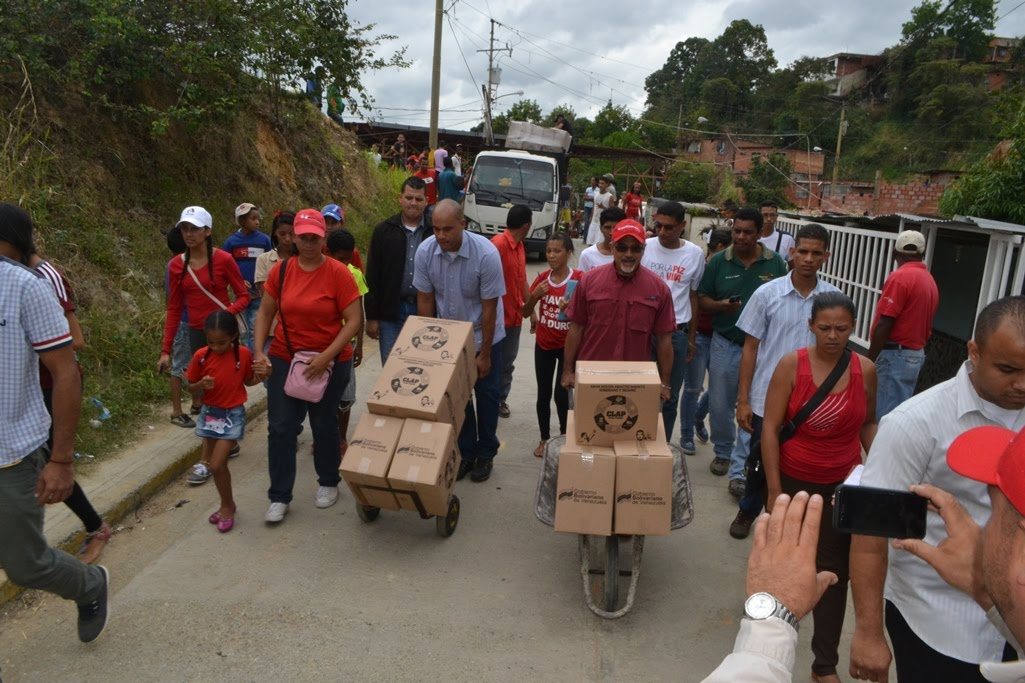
[611,219,646,244]
[293,208,326,237]
[947,425,1025,516]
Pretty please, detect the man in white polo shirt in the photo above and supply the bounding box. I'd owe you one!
[850,295,1025,683]
[641,201,705,453]
[0,204,109,643]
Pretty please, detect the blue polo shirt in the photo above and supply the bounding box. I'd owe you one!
[222,230,272,287]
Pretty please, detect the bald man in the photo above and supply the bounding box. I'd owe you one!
[413,199,507,483]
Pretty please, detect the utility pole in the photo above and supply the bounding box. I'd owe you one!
[429,0,443,150]
[476,19,512,146]
[831,101,847,196]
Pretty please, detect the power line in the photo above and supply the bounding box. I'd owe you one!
[443,9,485,110]
[998,0,1025,20]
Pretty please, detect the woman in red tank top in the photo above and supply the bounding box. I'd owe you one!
[761,292,878,683]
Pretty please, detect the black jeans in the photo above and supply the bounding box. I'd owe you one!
[886,600,1017,682]
[42,387,103,533]
[265,356,351,503]
[534,344,568,441]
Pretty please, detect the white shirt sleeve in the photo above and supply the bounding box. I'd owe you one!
[701,618,798,683]
[736,285,769,341]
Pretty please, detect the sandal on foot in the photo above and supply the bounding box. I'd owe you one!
[534,441,547,458]
[79,522,112,564]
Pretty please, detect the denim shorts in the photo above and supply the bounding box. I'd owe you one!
[340,371,356,406]
[195,404,246,441]
[171,320,191,378]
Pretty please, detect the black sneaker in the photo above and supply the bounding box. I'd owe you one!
[729,510,758,539]
[457,459,475,481]
[77,565,109,643]
[498,402,511,418]
[228,444,241,459]
[470,459,493,482]
[169,414,195,428]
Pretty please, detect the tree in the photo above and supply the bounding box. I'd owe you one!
[939,104,1025,223]
[588,101,635,143]
[738,153,792,207]
[503,98,543,123]
[662,161,716,202]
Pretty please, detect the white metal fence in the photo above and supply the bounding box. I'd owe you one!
[778,217,902,348]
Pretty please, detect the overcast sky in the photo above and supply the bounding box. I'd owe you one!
[346,0,1023,130]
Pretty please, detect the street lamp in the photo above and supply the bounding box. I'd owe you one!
[494,90,524,101]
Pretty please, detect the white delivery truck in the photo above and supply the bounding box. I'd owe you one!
[463,121,571,259]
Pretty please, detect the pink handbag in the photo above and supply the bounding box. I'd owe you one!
[277,260,334,402]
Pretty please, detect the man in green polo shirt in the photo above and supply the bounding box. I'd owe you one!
[697,207,786,478]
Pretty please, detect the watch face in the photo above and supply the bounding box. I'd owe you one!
[745,592,777,620]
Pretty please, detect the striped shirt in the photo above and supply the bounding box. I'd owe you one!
[0,257,73,466]
[736,273,839,415]
[862,362,1025,663]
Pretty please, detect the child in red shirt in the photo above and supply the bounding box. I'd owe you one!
[523,233,582,457]
[187,311,259,532]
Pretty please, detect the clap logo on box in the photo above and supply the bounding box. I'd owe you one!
[390,366,431,396]
[593,395,639,433]
[411,325,449,350]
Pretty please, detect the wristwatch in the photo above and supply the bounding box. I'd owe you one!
[744,592,800,632]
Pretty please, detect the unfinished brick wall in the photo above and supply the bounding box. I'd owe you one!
[816,174,954,215]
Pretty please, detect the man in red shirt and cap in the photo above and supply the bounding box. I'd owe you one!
[561,219,675,399]
[866,230,939,420]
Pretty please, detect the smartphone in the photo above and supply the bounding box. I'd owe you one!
[556,279,578,322]
[833,484,928,539]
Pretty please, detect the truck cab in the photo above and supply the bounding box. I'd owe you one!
[463,149,560,259]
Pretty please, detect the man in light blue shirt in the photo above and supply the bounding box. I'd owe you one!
[414,199,506,483]
[729,223,839,539]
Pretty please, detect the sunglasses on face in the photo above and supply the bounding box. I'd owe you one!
[614,243,644,254]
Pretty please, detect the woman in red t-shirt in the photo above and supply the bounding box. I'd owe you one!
[761,291,878,682]
[523,233,582,457]
[158,206,250,371]
[621,181,644,221]
[252,209,361,524]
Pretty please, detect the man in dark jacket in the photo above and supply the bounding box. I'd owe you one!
[365,176,433,363]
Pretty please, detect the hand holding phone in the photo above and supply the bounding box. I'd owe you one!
[833,484,927,539]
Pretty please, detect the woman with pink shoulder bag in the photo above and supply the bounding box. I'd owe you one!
[252,209,362,525]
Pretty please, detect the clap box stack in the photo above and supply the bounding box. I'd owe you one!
[340,317,475,515]
[554,361,673,536]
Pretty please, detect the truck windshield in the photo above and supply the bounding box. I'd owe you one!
[468,157,554,210]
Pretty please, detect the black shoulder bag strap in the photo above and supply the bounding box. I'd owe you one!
[277,257,294,357]
[774,231,783,254]
[779,348,853,442]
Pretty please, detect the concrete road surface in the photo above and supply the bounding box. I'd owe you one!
[0,256,862,682]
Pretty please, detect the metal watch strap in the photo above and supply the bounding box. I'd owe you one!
[773,601,800,632]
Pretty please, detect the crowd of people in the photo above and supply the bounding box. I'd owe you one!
[4,170,1025,683]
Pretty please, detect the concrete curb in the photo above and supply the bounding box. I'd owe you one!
[0,393,268,608]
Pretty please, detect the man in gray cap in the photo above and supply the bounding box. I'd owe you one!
[866,230,939,420]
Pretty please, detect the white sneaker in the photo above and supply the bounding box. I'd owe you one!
[315,486,339,509]
[264,502,288,523]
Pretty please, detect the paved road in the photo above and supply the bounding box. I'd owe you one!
[0,256,861,682]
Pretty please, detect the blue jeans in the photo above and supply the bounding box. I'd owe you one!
[459,339,504,463]
[378,299,417,364]
[242,297,261,351]
[708,332,743,460]
[730,425,752,482]
[875,348,925,421]
[500,325,522,402]
[661,328,695,442]
[738,415,764,515]
[265,356,351,503]
[681,331,712,441]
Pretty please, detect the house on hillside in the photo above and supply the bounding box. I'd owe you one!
[678,136,826,206]
[823,53,885,98]
[983,37,1022,91]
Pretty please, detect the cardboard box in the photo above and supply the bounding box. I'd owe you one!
[339,414,405,510]
[565,410,665,453]
[388,316,478,391]
[574,362,662,446]
[387,419,459,517]
[613,442,673,535]
[366,355,469,430]
[554,446,616,535]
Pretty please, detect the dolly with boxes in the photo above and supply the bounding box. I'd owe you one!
[340,316,476,537]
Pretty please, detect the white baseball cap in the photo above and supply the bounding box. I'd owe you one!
[894,230,925,255]
[176,206,213,230]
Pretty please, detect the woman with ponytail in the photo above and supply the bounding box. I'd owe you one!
[158,206,250,485]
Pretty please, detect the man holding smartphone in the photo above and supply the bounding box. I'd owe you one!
[850,296,1025,683]
[697,209,787,480]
